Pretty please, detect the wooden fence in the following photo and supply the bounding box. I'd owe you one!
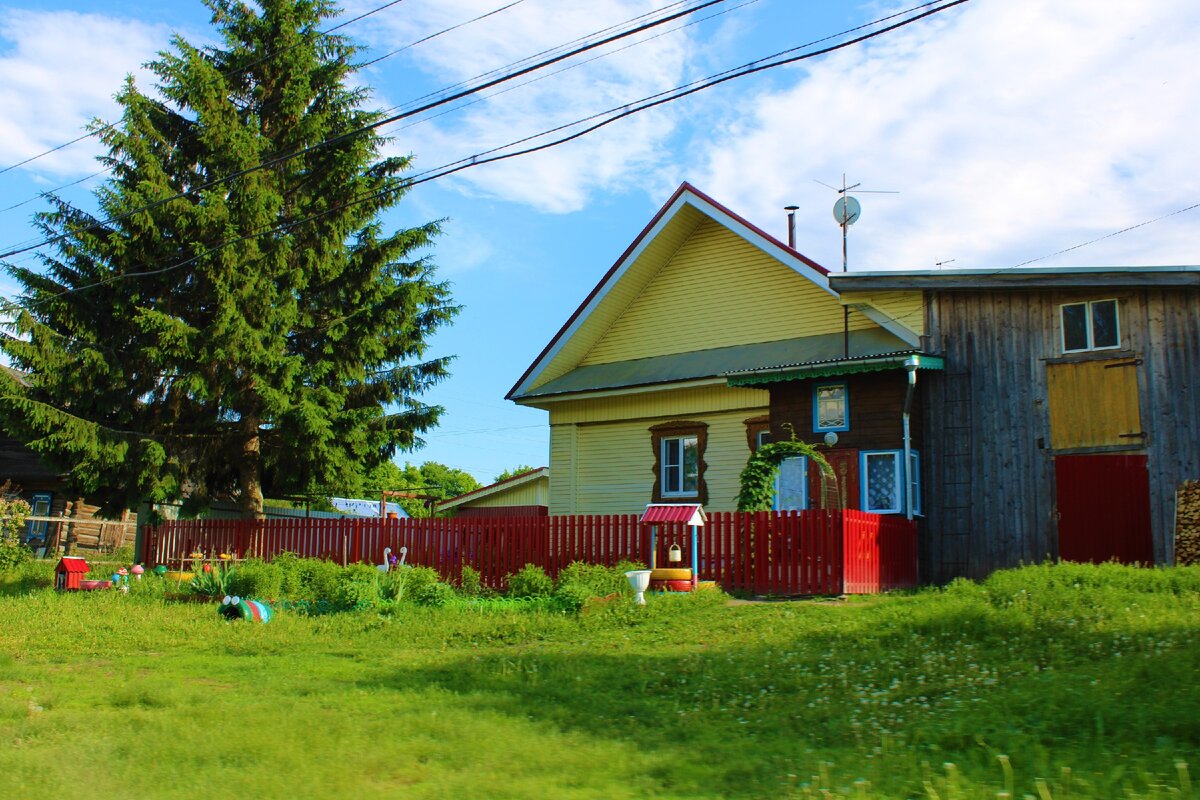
[142,510,918,595]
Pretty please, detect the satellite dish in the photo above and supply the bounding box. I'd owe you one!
[833,196,861,226]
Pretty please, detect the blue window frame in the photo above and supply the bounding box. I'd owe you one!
[813,382,850,432]
[859,450,920,515]
[25,492,51,545]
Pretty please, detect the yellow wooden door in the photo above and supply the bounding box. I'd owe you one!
[1046,358,1143,449]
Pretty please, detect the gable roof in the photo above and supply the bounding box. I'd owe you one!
[507,182,832,401]
[436,467,550,512]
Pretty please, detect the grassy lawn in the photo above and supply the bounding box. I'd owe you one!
[0,562,1197,799]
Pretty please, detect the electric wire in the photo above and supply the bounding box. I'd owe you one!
[0,0,729,261]
[0,0,413,178]
[0,0,970,318]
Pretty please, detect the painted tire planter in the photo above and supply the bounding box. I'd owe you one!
[650,578,695,593]
[218,596,272,623]
[649,567,693,581]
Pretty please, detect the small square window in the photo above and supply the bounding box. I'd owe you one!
[813,382,849,432]
[1061,299,1120,353]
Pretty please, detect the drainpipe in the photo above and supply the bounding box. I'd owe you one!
[902,355,920,521]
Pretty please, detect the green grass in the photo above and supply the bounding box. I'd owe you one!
[0,562,1197,799]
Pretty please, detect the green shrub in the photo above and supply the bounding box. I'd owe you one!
[226,559,283,600]
[282,557,343,602]
[0,559,53,596]
[401,566,443,603]
[506,564,553,598]
[552,581,593,613]
[0,494,32,573]
[458,564,483,597]
[336,564,382,610]
[555,561,639,599]
[412,579,454,607]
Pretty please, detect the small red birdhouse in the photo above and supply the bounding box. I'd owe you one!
[55,557,89,591]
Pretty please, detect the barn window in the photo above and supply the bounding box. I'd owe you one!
[1061,299,1120,353]
[813,382,849,432]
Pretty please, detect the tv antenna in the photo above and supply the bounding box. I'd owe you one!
[815,175,898,359]
[814,175,898,272]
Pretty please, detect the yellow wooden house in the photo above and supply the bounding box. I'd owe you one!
[436,467,550,518]
[507,183,928,515]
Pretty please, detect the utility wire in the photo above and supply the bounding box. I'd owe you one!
[392,0,762,136]
[0,0,968,316]
[0,0,412,178]
[0,0,727,261]
[357,1,525,69]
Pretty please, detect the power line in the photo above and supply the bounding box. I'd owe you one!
[1008,201,1200,268]
[0,0,969,317]
[357,1,525,69]
[0,0,728,261]
[0,0,412,178]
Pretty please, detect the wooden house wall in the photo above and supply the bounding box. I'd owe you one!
[578,217,871,367]
[767,371,924,451]
[922,287,1200,581]
[547,385,768,515]
[457,477,549,510]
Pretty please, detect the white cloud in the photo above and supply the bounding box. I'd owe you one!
[0,10,168,177]
[696,0,1200,269]
[355,0,699,212]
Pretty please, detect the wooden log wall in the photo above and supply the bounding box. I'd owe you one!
[922,287,1200,581]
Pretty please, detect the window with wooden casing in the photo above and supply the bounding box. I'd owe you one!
[1060,299,1120,353]
[1045,357,1143,450]
[649,421,708,503]
[813,382,850,432]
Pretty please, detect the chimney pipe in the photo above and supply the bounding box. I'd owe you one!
[784,205,799,248]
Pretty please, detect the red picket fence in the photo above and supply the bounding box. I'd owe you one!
[142,510,918,595]
[842,510,920,593]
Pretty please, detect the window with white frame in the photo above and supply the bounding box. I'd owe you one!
[1061,299,1120,353]
[860,450,920,514]
[774,456,808,511]
[660,435,699,497]
[813,382,849,431]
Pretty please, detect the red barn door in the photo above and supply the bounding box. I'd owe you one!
[1055,454,1152,564]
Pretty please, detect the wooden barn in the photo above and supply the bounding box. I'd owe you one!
[436,468,550,518]
[831,266,1200,580]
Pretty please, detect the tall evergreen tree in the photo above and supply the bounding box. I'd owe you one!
[0,0,456,517]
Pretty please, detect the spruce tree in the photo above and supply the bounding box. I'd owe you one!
[0,0,456,517]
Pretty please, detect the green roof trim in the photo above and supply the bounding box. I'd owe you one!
[515,328,912,399]
[727,354,944,386]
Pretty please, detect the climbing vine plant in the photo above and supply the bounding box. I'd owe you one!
[736,440,836,512]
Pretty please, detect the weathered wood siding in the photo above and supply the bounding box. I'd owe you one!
[923,287,1200,581]
[579,217,869,367]
[547,385,767,514]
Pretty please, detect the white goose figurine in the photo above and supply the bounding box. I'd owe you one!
[377,547,392,573]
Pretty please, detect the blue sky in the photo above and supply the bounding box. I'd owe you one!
[1,0,1197,487]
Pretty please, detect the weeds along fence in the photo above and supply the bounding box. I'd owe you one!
[142,510,918,595]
